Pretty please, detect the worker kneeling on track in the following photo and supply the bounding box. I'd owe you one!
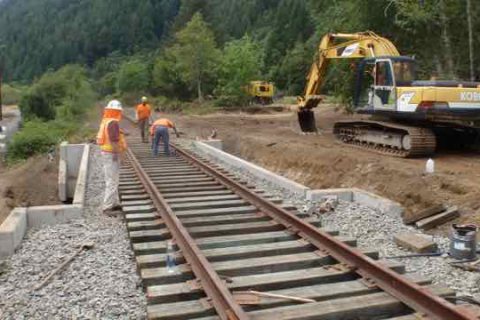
[150,113,179,157]
[135,96,153,143]
[96,100,128,216]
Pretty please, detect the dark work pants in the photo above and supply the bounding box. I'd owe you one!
[152,126,170,156]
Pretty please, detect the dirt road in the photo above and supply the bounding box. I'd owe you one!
[167,106,480,232]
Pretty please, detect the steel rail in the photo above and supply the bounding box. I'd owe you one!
[125,148,249,320]
[172,144,477,320]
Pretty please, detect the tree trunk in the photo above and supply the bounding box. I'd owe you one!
[439,0,455,79]
[197,78,203,102]
[466,0,475,81]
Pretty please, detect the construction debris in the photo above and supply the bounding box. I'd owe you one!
[34,242,95,291]
[415,206,460,230]
[404,204,447,224]
[394,232,438,253]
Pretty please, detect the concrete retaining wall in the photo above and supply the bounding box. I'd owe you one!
[0,143,90,258]
[193,139,404,217]
[193,140,310,197]
[59,142,87,202]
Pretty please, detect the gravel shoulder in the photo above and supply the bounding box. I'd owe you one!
[190,141,480,302]
[0,146,146,319]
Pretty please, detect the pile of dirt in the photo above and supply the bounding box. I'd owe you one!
[0,156,59,225]
[166,106,480,234]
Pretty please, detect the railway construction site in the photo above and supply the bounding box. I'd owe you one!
[2,106,480,319]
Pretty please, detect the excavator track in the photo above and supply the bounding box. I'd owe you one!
[333,120,437,158]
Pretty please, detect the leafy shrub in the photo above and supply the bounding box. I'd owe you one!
[20,65,95,121]
[116,59,150,94]
[7,120,79,162]
[1,83,24,105]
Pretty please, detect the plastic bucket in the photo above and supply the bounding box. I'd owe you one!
[449,224,477,260]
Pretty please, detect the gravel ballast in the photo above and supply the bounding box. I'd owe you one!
[191,141,480,301]
[0,147,146,319]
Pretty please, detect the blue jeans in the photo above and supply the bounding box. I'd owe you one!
[152,126,170,156]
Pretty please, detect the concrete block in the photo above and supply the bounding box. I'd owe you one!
[306,189,354,202]
[27,205,82,229]
[201,139,223,150]
[415,206,459,230]
[394,232,438,253]
[58,159,67,202]
[73,144,90,206]
[0,208,27,258]
[352,188,404,218]
[59,142,86,199]
[194,141,310,197]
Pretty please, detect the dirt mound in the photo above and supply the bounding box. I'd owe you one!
[0,156,59,224]
[168,106,480,234]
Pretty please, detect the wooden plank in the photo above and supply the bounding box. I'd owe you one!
[123,205,155,214]
[156,181,219,188]
[127,219,164,231]
[166,194,241,204]
[147,260,406,304]
[125,213,158,222]
[147,300,216,320]
[152,177,213,184]
[159,185,226,193]
[186,221,285,238]
[415,206,459,230]
[181,213,270,227]
[170,199,248,210]
[122,199,152,206]
[121,193,150,201]
[129,229,169,243]
[162,190,233,199]
[248,285,454,320]
[403,204,447,224]
[137,240,314,268]
[174,206,258,218]
[141,249,378,285]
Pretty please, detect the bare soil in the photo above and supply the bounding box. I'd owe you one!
[167,105,480,233]
[0,157,59,224]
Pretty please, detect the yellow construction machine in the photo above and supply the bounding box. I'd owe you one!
[247,81,274,105]
[298,31,480,157]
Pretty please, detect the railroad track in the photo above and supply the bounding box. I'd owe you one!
[119,132,477,319]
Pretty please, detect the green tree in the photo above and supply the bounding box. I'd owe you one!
[116,59,150,94]
[152,50,191,99]
[172,13,220,101]
[217,35,264,98]
[20,65,95,121]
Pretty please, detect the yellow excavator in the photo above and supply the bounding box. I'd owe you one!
[298,31,480,157]
[247,81,274,105]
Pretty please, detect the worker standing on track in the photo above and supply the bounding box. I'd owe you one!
[150,113,180,157]
[135,96,153,143]
[96,100,127,216]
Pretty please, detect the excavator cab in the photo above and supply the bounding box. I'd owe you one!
[354,56,416,111]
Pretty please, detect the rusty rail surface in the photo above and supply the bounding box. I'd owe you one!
[126,148,249,320]
[172,144,477,320]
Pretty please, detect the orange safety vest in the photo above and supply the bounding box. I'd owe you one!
[136,103,151,120]
[96,118,127,153]
[149,118,175,136]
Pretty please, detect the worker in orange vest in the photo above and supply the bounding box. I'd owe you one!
[135,96,153,143]
[150,115,179,156]
[96,100,127,216]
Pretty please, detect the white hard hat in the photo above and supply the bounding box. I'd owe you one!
[106,100,123,111]
[141,96,148,102]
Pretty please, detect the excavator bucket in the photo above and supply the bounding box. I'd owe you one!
[298,109,317,132]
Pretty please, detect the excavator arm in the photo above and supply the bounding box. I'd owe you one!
[298,31,400,132]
